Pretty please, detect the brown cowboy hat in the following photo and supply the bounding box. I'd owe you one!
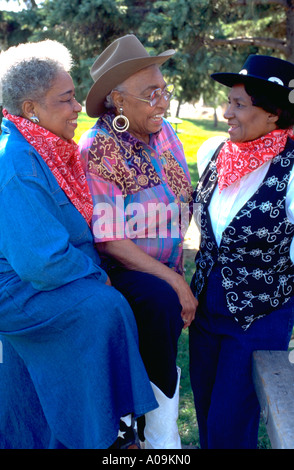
[85,34,175,117]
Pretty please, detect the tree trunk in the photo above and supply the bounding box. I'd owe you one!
[176,98,182,118]
[286,0,294,61]
[214,108,218,128]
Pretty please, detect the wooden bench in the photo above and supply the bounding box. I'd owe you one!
[252,350,294,449]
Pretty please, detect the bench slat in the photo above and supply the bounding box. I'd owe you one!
[252,350,294,449]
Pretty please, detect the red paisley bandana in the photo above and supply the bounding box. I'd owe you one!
[216,128,294,192]
[3,109,93,225]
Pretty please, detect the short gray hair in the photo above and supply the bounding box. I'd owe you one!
[104,83,126,110]
[0,40,73,115]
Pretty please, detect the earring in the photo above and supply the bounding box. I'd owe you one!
[30,115,39,124]
[112,108,129,133]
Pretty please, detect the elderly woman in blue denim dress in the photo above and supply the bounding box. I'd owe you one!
[0,40,157,449]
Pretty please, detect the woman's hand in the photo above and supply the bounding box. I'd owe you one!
[171,274,198,329]
[96,239,198,328]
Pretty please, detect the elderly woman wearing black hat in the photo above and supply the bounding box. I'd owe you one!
[189,54,294,449]
[79,34,198,449]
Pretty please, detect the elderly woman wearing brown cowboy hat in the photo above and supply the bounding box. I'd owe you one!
[79,34,198,449]
[189,54,294,448]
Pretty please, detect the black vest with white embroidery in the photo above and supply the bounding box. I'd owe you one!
[191,138,294,331]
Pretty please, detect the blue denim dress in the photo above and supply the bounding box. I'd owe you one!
[0,120,157,449]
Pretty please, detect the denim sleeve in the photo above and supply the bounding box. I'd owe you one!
[0,174,108,290]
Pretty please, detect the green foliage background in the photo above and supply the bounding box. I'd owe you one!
[1,0,293,110]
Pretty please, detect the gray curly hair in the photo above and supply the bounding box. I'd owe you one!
[0,39,73,115]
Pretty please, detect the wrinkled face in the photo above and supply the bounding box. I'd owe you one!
[116,65,171,143]
[33,70,82,141]
[224,83,278,143]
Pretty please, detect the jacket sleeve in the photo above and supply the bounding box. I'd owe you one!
[0,174,108,290]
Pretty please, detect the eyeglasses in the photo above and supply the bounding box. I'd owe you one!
[123,84,174,107]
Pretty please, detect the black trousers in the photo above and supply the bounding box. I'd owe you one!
[107,267,184,398]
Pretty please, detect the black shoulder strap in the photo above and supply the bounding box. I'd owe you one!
[211,140,226,163]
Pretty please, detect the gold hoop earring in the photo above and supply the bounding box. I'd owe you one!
[112,108,129,132]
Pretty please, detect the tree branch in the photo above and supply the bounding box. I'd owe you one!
[207,36,288,54]
[235,0,288,8]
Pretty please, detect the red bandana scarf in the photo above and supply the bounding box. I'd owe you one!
[3,109,93,226]
[216,128,294,192]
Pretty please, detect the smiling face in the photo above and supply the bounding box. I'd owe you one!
[25,70,82,141]
[224,83,278,143]
[112,65,170,143]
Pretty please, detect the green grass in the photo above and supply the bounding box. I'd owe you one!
[75,113,271,449]
[170,118,228,188]
[75,113,97,142]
